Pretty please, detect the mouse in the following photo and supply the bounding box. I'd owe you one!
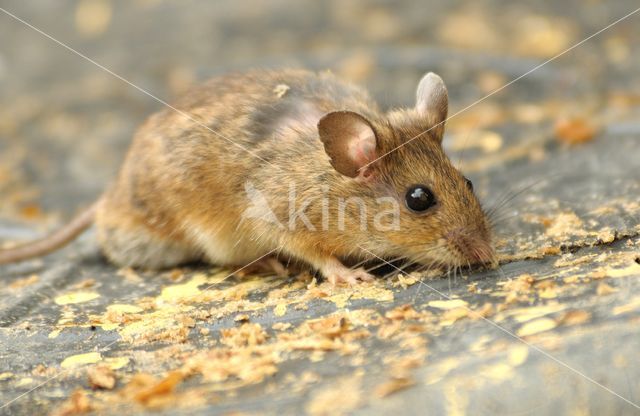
[0,68,495,285]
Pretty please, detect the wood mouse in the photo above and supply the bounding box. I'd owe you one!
[0,69,495,285]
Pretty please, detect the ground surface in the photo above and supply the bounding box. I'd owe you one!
[1,1,640,415]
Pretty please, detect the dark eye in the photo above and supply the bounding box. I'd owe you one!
[405,185,436,213]
[465,177,474,192]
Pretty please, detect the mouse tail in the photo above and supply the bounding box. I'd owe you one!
[0,201,99,265]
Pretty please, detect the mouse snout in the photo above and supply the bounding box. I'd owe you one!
[445,228,495,266]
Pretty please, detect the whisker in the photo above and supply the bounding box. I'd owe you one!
[485,175,553,217]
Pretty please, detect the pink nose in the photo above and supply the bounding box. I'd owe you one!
[446,230,495,265]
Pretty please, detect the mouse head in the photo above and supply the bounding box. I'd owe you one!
[318,72,495,268]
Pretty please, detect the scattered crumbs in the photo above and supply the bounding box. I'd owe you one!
[501,273,534,304]
[596,227,616,244]
[160,274,207,303]
[234,314,250,322]
[440,307,469,326]
[61,352,102,369]
[394,273,419,288]
[544,212,588,238]
[471,303,494,320]
[199,327,210,336]
[32,364,56,378]
[385,304,421,320]
[324,282,394,308]
[535,280,558,299]
[272,322,292,331]
[220,323,267,348]
[540,246,562,256]
[273,303,287,317]
[0,372,14,381]
[54,291,100,306]
[605,260,640,278]
[516,318,557,337]
[507,304,565,323]
[563,275,581,284]
[554,253,594,268]
[15,377,34,387]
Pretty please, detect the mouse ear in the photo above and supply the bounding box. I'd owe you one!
[415,72,449,139]
[318,111,378,179]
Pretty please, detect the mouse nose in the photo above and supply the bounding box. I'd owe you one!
[446,228,495,265]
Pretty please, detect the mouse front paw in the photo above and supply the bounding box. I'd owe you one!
[319,257,374,286]
[327,267,374,286]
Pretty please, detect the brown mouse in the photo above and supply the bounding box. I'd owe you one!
[0,69,495,285]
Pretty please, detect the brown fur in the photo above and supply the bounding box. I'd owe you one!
[97,68,493,279]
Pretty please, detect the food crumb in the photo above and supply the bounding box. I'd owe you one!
[272,322,292,331]
[234,314,250,322]
[87,365,116,390]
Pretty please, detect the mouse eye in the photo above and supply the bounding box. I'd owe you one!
[464,177,474,192]
[405,185,436,213]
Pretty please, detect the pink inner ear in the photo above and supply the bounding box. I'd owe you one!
[318,110,378,178]
[346,123,377,170]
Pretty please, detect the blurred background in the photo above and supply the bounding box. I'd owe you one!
[0,0,638,230]
[1,2,640,414]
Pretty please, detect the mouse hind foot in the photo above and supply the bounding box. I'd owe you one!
[233,256,290,278]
